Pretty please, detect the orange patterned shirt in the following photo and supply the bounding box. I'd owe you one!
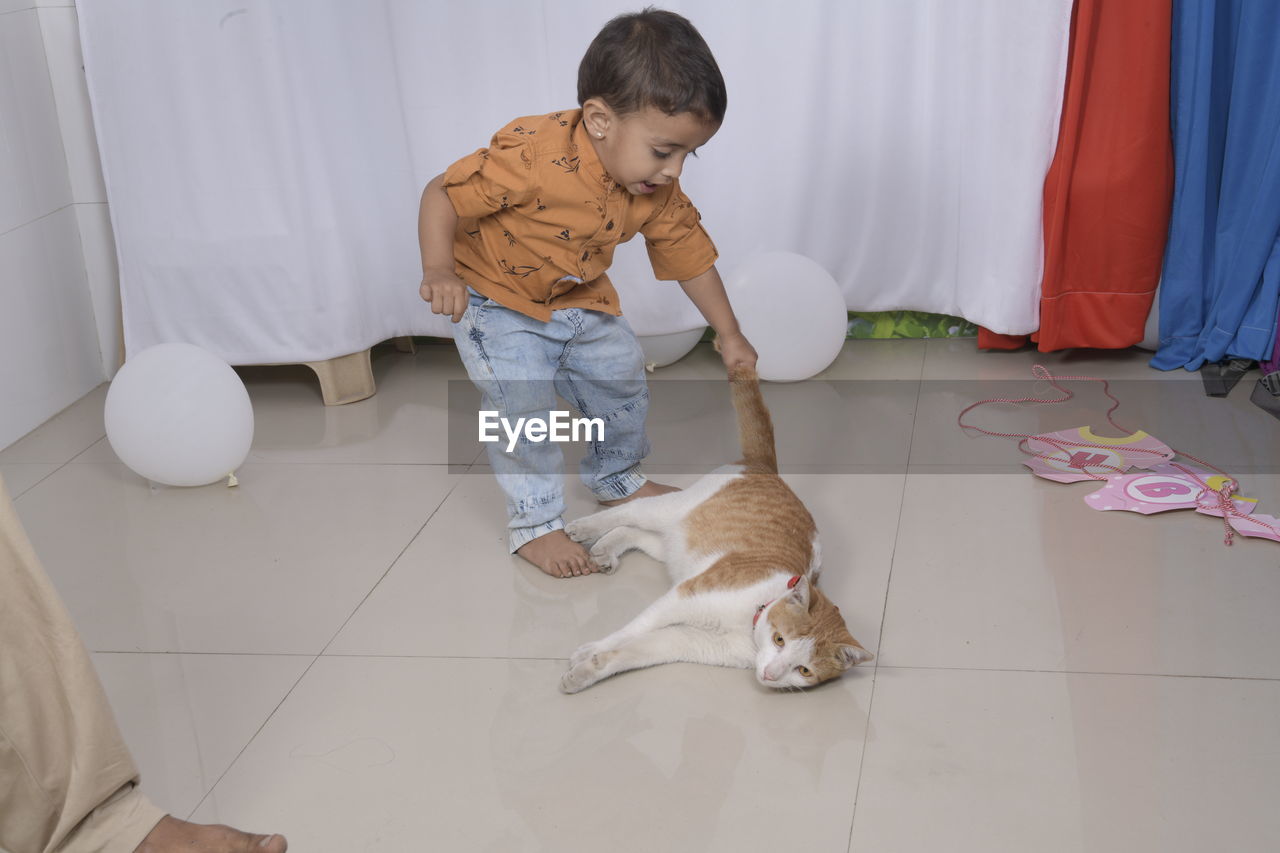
[442,109,718,322]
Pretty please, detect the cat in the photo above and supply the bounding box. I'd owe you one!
[560,365,873,693]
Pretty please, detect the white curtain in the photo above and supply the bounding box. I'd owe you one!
[78,0,1071,364]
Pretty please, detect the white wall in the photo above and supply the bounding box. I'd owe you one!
[0,0,118,450]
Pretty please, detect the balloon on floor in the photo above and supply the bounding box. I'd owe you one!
[105,343,254,486]
[725,251,847,382]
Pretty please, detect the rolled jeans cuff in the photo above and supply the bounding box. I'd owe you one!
[591,466,648,501]
[508,517,566,554]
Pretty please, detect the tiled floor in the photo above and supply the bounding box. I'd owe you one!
[3,338,1279,852]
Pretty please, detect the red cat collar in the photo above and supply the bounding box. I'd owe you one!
[754,576,803,627]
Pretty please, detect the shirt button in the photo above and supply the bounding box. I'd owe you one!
[605,220,614,231]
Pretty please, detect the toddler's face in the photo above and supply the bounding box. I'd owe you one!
[590,107,719,196]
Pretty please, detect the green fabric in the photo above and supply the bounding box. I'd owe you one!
[847,311,977,339]
[701,311,977,342]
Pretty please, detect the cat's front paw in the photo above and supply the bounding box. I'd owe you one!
[564,517,600,547]
[588,544,618,574]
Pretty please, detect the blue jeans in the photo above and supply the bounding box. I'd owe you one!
[452,289,650,552]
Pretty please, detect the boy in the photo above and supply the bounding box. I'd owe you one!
[418,8,756,579]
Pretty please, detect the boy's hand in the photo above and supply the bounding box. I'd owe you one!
[420,269,469,323]
[716,330,758,371]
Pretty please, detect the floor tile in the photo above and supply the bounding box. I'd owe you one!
[850,667,1280,853]
[13,461,458,653]
[922,339,1201,382]
[657,339,927,382]
[486,373,919,476]
[327,467,677,660]
[819,338,927,381]
[880,473,1280,678]
[0,382,106,464]
[92,652,311,818]
[0,461,59,497]
[783,474,902,661]
[217,339,921,475]
[234,342,478,465]
[191,656,872,852]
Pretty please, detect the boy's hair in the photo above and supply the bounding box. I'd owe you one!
[577,7,726,124]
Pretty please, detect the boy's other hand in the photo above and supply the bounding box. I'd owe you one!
[716,331,758,371]
[420,269,469,323]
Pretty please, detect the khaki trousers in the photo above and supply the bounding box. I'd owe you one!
[0,475,165,853]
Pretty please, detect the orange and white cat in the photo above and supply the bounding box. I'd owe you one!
[561,366,872,693]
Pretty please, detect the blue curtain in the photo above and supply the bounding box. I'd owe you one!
[1152,0,1280,371]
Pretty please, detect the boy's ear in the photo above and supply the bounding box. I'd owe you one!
[581,97,615,138]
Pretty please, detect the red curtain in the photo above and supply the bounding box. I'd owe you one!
[979,0,1174,352]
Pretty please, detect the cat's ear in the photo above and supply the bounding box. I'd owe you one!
[837,643,874,669]
[787,574,811,609]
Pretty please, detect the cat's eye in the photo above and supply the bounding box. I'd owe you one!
[797,665,813,678]
[773,632,785,647]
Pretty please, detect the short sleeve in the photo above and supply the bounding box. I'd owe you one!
[640,183,719,281]
[442,129,536,219]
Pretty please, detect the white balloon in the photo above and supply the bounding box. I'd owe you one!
[105,343,254,486]
[637,327,704,368]
[726,251,847,381]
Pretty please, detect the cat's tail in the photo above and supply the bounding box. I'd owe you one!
[728,365,778,473]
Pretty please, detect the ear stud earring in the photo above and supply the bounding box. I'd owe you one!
[597,132,604,138]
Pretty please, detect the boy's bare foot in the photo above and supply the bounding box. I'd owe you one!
[516,529,600,578]
[136,815,286,852]
[599,480,681,506]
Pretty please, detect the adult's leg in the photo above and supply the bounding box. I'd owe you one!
[0,475,164,853]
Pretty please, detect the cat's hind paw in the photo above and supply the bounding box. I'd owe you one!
[569,640,603,668]
[559,665,594,694]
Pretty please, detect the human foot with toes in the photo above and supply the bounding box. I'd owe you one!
[516,529,601,578]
